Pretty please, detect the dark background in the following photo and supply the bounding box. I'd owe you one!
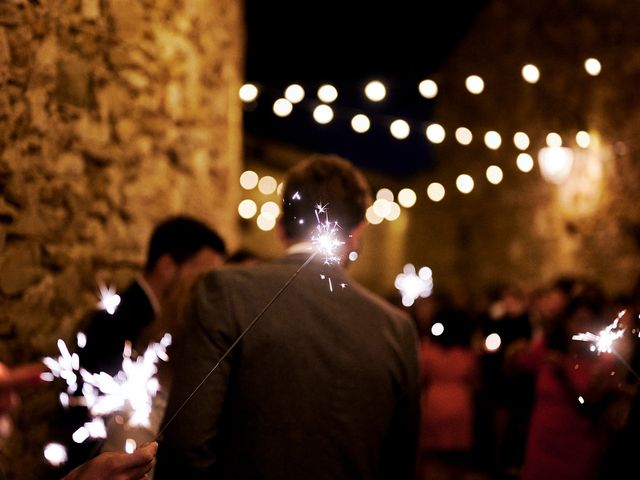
[243,1,490,179]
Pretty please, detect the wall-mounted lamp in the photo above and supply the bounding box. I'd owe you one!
[538,146,574,184]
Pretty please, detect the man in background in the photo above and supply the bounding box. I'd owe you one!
[155,154,421,479]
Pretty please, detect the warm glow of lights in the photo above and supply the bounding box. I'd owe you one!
[426,123,446,144]
[258,175,278,194]
[261,201,280,219]
[455,127,473,145]
[484,131,502,150]
[240,170,259,190]
[376,188,394,202]
[431,322,444,336]
[486,165,503,184]
[516,153,534,172]
[522,64,540,83]
[276,182,284,196]
[456,174,474,193]
[348,251,358,262]
[395,263,433,307]
[390,119,410,139]
[427,182,445,202]
[284,84,305,103]
[485,333,501,352]
[273,98,293,117]
[256,213,276,231]
[372,198,392,218]
[576,130,591,148]
[418,79,438,99]
[239,83,258,102]
[546,132,563,147]
[238,199,257,219]
[351,114,370,133]
[365,206,384,224]
[585,57,602,76]
[513,132,530,150]
[538,146,574,184]
[44,443,68,467]
[465,75,484,94]
[313,104,334,124]
[398,188,417,208]
[385,202,401,221]
[364,80,386,101]
[317,84,338,103]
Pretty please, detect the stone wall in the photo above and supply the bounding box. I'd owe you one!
[0,0,244,477]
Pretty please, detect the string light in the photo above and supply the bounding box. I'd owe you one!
[351,114,371,133]
[273,98,293,117]
[456,174,475,193]
[584,58,602,76]
[397,188,417,208]
[426,123,446,143]
[484,131,502,150]
[516,153,534,172]
[317,84,338,103]
[238,199,258,219]
[513,131,530,150]
[465,74,484,94]
[486,165,503,184]
[284,84,305,103]
[576,130,591,148]
[427,182,446,202]
[239,83,259,102]
[313,104,334,124]
[521,64,540,83]
[364,80,386,101]
[455,127,473,145]
[418,79,438,99]
[240,170,259,190]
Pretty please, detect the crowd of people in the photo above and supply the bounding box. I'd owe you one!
[1,153,640,480]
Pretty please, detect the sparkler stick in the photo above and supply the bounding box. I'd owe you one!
[157,201,345,438]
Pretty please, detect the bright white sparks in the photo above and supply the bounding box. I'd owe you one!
[572,310,626,354]
[311,203,345,266]
[43,442,68,467]
[97,282,121,315]
[394,264,433,307]
[44,333,172,444]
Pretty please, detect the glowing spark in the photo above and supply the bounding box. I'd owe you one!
[125,438,137,454]
[97,282,121,315]
[394,264,433,307]
[44,333,172,444]
[572,310,626,354]
[312,203,344,265]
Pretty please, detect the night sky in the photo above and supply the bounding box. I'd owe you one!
[243,1,490,179]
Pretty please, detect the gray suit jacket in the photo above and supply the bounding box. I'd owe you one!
[155,253,420,480]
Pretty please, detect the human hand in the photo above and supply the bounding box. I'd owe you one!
[0,362,45,414]
[61,441,158,480]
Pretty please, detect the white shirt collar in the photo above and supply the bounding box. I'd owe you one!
[286,241,314,255]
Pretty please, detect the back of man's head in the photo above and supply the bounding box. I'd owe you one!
[144,215,227,273]
[281,154,372,242]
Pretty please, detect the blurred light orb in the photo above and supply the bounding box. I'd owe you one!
[538,146,574,184]
[426,123,446,144]
[513,132,530,150]
[516,153,534,172]
[522,64,540,83]
[376,188,394,202]
[313,104,334,124]
[372,198,392,218]
[427,182,445,202]
[484,131,502,150]
[465,75,484,94]
[44,443,68,467]
[455,127,473,145]
[486,165,503,184]
[348,251,359,262]
[240,170,259,190]
[366,206,384,225]
[398,188,417,208]
[284,84,305,103]
[364,80,386,101]
[390,119,410,139]
[351,114,371,133]
[585,58,602,76]
[261,201,280,218]
[317,84,338,103]
[546,132,563,147]
[256,213,276,231]
[258,175,278,194]
[456,174,474,194]
[485,333,502,352]
[273,98,293,117]
[576,130,591,148]
[394,263,434,307]
[239,83,258,102]
[238,199,257,219]
[385,201,401,221]
[418,79,438,99]
[431,322,444,336]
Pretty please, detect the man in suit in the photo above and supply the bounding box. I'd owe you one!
[155,154,421,479]
[79,215,227,376]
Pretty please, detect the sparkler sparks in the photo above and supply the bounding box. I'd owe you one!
[394,263,433,307]
[312,203,345,266]
[43,333,172,448]
[97,281,121,315]
[572,310,626,354]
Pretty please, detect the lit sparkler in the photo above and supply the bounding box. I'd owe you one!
[97,281,121,315]
[572,310,626,354]
[394,263,433,307]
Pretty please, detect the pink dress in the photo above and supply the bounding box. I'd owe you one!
[517,337,612,480]
[419,341,478,452]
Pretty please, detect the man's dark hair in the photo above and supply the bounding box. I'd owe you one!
[281,154,371,241]
[144,215,227,272]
